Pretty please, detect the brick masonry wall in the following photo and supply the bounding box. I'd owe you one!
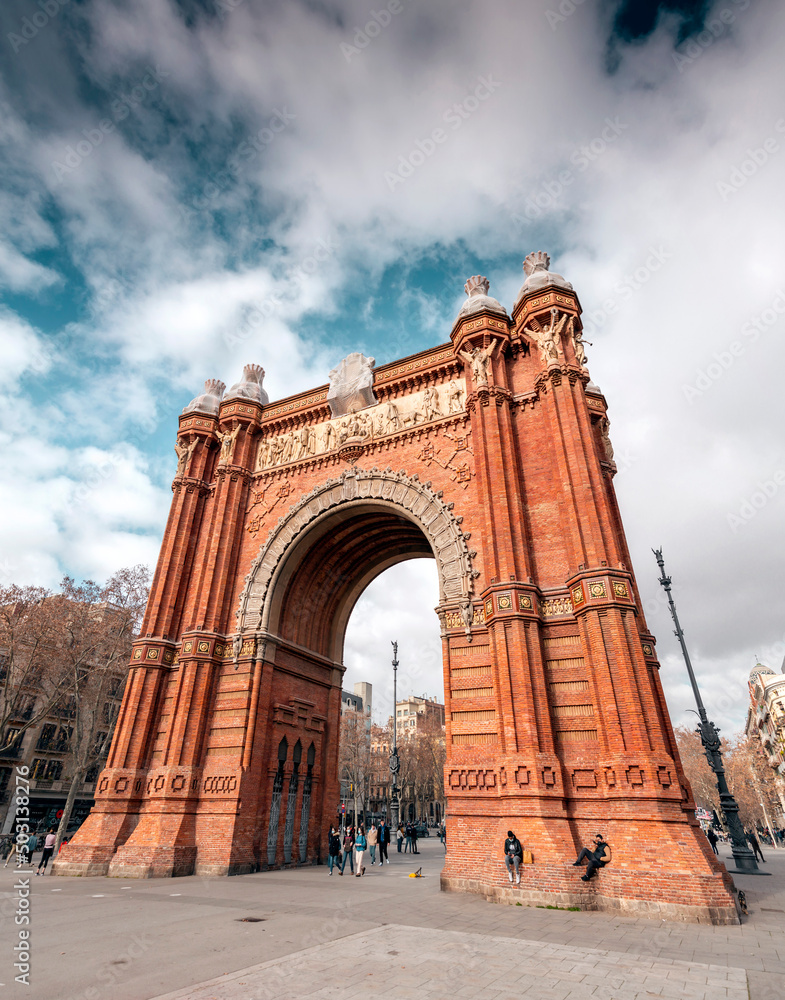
[54,289,737,921]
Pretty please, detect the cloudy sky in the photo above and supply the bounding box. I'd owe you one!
[1,0,783,735]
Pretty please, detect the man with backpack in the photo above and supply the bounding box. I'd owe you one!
[504,829,523,884]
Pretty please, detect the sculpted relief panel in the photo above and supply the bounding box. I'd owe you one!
[255,379,466,472]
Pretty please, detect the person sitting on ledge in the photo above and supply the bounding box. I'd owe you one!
[572,833,609,881]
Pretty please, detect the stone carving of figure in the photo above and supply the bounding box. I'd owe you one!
[256,438,270,471]
[458,338,499,387]
[569,318,591,367]
[532,308,568,365]
[422,386,441,421]
[268,437,282,467]
[375,410,387,436]
[447,380,464,413]
[599,416,614,462]
[384,401,400,431]
[296,424,312,460]
[338,419,350,445]
[280,429,295,464]
[218,424,241,465]
[323,422,336,451]
[174,437,198,477]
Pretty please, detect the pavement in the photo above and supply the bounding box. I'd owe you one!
[1,838,783,1000]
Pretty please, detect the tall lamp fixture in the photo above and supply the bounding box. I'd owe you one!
[389,641,400,835]
[653,548,766,875]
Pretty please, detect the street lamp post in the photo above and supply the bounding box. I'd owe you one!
[389,641,400,836]
[653,548,766,874]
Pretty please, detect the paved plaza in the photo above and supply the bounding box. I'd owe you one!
[2,838,783,999]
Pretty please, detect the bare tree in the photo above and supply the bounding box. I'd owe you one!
[338,709,370,827]
[0,585,75,752]
[674,725,782,834]
[52,566,150,850]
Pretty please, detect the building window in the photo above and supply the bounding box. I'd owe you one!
[55,726,72,752]
[36,723,57,751]
[31,758,48,779]
[3,727,25,752]
[0,767,11,793]
[45,760,63,781]
[85,764,100,783]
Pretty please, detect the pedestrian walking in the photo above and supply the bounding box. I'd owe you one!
[354,825,367,876]
[396,824,403,853]
[746,829,765,862]
[1,834,14,867]
[327,826,342,875]
[24,833,38,867]
[340,826,355,875]
[503,829,523,884]
[36,828,57,875]
[404,821,413,853]
[378,819,390,864]
[572,833,610,881]
[368,823,378,865]
[706,828,719,855]
[411,823,419,854]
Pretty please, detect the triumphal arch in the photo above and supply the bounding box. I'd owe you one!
[58,253,738,922]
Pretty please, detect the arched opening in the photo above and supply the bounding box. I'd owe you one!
[342,559,444,839]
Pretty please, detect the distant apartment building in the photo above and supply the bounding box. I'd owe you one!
[395,694,445,737]
[0,665,126,835]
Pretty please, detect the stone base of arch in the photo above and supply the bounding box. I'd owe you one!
[440,805,739,924]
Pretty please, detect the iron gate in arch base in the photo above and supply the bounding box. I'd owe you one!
[56,257,738,923]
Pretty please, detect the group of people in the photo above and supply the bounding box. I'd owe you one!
[327,820,391,876]
[397,821,420,854]
[2,828,62,874]
[706,825,776,862]
[503,830,610,884]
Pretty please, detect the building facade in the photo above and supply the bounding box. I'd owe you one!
[745,662,785,819]
[396,695,445,736]
[58,253,737,923]
[0,661,125,836]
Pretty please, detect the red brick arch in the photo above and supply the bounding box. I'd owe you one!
[237,467,476,660]
[57,265,738,923]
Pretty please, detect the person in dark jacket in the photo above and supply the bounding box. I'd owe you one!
[411,823,419,854]
[340,826,355,875]
[503,830,523,884]
[746,829,765,862]
[573,833,609,881]
[327,826,342,875]
[378,820,390,864]
[706,827,719,854]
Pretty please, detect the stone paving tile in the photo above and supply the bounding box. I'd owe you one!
[153,924,749,1000]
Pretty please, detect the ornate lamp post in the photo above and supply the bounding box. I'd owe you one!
[654,548,765,874]
[389,641,400,836]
